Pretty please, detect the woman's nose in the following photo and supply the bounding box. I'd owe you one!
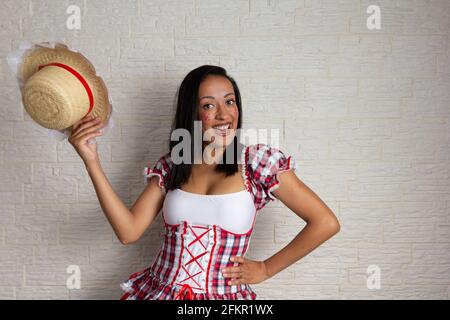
[216,102,231,117]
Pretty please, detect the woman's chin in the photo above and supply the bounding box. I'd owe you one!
[213,135,235,148]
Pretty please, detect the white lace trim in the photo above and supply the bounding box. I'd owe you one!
[143,168,167,196]
[266,156,297,201]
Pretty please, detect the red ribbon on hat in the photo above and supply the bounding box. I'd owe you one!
[37,62,94,116]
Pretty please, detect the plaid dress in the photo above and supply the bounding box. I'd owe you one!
[120,143,297,300]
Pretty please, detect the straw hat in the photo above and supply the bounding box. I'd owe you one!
[18,42,111,131]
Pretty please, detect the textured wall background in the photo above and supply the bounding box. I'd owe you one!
[0,0,449,300]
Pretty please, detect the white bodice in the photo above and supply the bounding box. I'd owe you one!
[162,188,257,235]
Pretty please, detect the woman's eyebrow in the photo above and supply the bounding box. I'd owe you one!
[199,92,235,100]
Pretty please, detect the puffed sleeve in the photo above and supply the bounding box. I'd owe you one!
[247,144,297,211]
[143,152,172,196]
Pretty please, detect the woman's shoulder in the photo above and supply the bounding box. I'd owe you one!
[243,143,297,210]
[144,150,173,177]
[143,150,174,193]
[157,150,174,168]
[244,143,290,169]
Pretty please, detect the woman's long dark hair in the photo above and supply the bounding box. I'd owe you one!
[166,65,245,192]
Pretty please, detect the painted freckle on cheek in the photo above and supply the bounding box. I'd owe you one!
[201,114,213,123]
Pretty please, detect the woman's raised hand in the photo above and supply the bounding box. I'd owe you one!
[68,114,105,166]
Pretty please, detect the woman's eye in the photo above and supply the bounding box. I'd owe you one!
[203,100,235,109]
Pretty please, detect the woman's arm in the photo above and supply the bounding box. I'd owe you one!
[263,170,341,278]
[222,170,340,285]
[85,160,164,245]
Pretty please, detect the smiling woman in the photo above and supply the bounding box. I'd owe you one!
[167,65,246,190]
[110,65,341,300]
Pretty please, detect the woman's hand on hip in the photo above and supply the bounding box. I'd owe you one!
[221,256,270,285]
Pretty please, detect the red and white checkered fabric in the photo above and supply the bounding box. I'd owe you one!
[120,143,296,300]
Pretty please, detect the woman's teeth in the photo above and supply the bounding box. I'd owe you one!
[213,124,230,135]
[213,124,230,130]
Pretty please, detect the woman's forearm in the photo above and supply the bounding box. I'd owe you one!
[263,218,340,278]
[85,160,136,244]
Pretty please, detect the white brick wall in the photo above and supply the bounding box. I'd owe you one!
[0,0,449,300]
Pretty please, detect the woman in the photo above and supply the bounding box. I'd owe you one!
[69,65,340,300]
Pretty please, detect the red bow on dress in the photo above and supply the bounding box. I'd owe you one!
[175,284,195,300]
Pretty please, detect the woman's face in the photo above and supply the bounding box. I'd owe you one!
[197,75,239,149]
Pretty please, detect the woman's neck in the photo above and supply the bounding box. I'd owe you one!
[194,143,226,166]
